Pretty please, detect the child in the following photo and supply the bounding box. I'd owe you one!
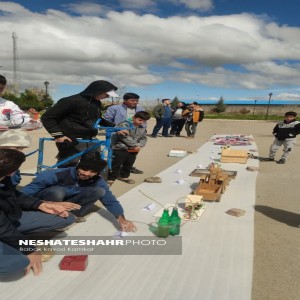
[267,111,300,164]
[183,102,204,138]
[107,111,150,184]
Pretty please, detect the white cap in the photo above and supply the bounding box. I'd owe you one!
[106,90,119,97]
[0,129,31,147]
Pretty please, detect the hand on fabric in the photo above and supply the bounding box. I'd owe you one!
[117,215,137,232]
[38,202,81,217]
[25,252,42,276]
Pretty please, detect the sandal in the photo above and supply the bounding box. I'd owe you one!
[117,177,135,184]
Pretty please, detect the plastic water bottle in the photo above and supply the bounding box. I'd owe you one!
[169,207,181,236]
[157,209,170,238]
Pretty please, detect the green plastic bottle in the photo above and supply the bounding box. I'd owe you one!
[169,207,181,236]
[157,209,170,238]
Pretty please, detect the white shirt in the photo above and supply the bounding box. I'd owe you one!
[0,97,31,127]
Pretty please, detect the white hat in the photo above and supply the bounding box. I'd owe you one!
[106,90,119,97]
[0,129,31,147]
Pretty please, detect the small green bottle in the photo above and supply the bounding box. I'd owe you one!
[169,207,181,236]
[157,209,170,238]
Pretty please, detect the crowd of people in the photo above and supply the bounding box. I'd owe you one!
[1,75,299,279]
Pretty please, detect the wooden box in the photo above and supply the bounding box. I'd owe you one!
[221,149,248,164]
[193,182,222,202]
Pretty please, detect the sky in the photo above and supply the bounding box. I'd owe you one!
[1,0,300,103]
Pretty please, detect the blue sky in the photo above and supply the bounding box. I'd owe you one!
[1,0,300,103]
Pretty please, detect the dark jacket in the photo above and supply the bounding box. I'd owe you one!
[153,104,172,119]
[0,177,43,254]
[273,119,300,140]
[41,81,117,139]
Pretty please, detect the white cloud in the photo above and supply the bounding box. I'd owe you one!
[275,93,300,100]
[0,2,300,98]
[174,0,213,10]
[119,0,157,10]
[64,2,109,16]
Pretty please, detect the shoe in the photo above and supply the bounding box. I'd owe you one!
[117,177,135,184]
[162,135,173,137]
[150,135,157,138]
[74,216,87,223]
[175,133,180,137]
[107,180,115,186]
[261,157,274,161]
[277,158,285,164]
[130,167,143,174]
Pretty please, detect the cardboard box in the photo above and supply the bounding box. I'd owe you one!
[221,149,248,164]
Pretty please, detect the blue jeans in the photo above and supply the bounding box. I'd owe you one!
[151,118,172,137]
[0,211,75,278]
[36,186,105,217]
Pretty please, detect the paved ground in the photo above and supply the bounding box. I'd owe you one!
[20,118,300,300]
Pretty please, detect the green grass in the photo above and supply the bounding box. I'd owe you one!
[204,114,288,121]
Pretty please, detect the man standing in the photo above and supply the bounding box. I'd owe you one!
[151,99,173,138]
[21,156,137,231]
[104,92,145,174]
[0,149,78,277]
[41,80,118,166]
[183,102,204,138]
[170,102,187,137]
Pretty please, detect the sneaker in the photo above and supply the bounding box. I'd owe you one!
[264,157,274,161]
[117,177,135,184]
[130,167,143,174]
[277,158,285,164]
[150,135,157,138]
[74,216,87,223]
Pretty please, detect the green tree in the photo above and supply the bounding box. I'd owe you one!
[2,88,54,111]
[171,96,180,108]
[212,96,227,113]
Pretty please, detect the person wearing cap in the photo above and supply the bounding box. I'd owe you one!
[0,129,32,186]
[103,92,145,174]
[151,98,173,138]
[265,111,300,164]
[21,156,137,231]
[41,80,119,167]
[0,149,78,277]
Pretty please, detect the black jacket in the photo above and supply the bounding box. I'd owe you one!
[0,177,43,254]
[41,80,117,139]
[273,119,300,140]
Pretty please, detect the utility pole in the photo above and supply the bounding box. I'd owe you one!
[44,81,49,96]
[252,100,257,116]
[12,32,20,94]
[265,93,273,120]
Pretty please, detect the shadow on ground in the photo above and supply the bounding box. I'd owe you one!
[255,205,300,227]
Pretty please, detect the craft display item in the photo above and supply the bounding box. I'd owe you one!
[59,255,88,271]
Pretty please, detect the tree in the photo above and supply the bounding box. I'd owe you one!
[212,96,227,113]
[2,88,54,111]
[171,96,180,108]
